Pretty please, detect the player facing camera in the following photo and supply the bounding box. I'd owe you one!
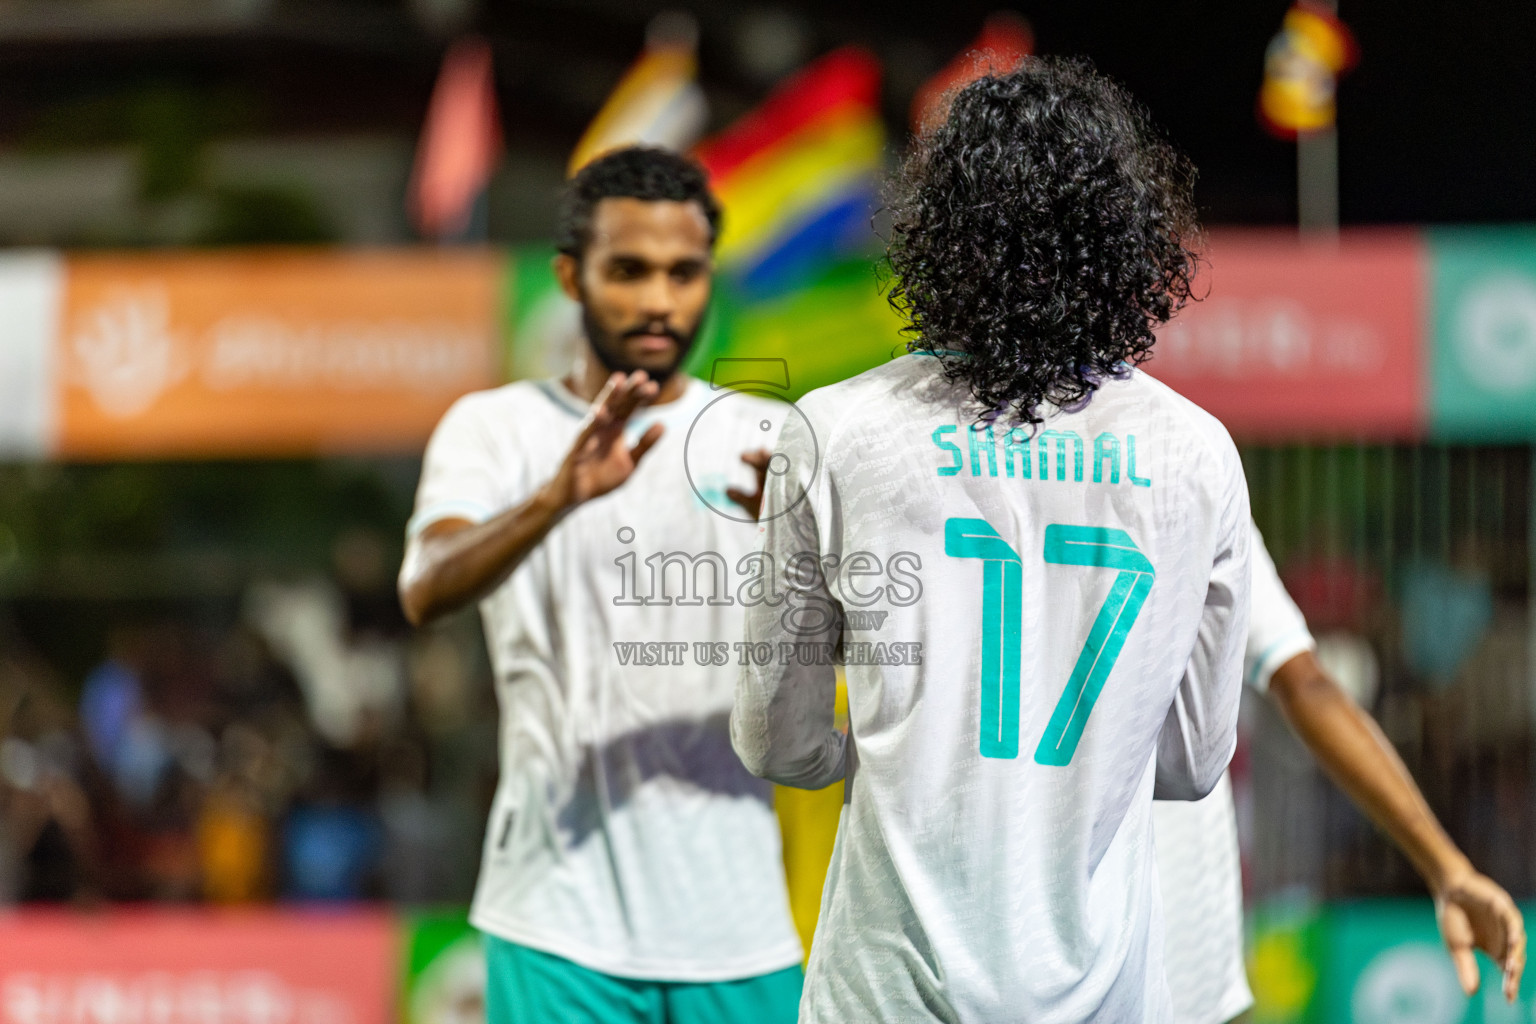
[399,146,807,1024]
[552,146,719,393]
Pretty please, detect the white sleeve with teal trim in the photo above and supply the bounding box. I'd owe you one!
[1244,522,1315,692]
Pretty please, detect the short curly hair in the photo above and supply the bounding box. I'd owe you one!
[557,146,722,259]
[886,56,1200,424]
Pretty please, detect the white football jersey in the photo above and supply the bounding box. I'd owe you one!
[732,354,1251,1023]
[406,376,803,982]
[1153,524,1316,1024]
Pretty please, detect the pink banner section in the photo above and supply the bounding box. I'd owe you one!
[1146,230,1427,439]
[0,909,396,1024]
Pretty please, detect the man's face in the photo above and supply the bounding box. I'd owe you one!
[556,197,714,385]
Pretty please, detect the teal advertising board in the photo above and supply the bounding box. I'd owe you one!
[1319,900,1533,1024]
[1430,229,1536,440]
[1249,898,1535,1024]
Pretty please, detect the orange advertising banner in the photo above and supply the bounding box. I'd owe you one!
[56,249,503,459]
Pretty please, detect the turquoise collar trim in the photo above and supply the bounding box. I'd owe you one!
[535,379,585,418]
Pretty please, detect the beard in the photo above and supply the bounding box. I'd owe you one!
[580,303,702,388]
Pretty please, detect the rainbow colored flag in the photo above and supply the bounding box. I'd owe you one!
[694,47,885,298]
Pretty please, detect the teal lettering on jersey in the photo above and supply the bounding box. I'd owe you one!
[1036,525,1156,766]
[944,518,1157,766]
[944,518,1023,759]
[1092,432,1120,484]
[934,425,1148,487]
[968,423,998,477]
[932,426,963,476]
[1037,429,1084,482]
[1003,427,1031,479]
[1127,434,1152,487]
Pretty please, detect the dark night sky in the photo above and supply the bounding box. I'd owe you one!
[738,0,1536,226]
[0,0,1529,228]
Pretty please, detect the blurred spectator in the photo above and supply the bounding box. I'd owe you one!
[282,746,383,901]
[78,638,144,791]
[1280,552,1381,634]
[0,450,497,910]
[244,529,407,749]
[379,734,460,902]
[0,645,99,903]
[1398,559,1492,692]
[196,723,275,904]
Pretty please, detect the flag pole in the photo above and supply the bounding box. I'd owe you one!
[1297,0,1339,238]
[1297,125,1337,236]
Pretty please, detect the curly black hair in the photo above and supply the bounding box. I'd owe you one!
[886,56,1200,424]
[557,146,722,260]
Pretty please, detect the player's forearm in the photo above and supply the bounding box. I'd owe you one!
[731,595,845,787]
[1269,653,1471,893]
[731,670,848,789]
[399,483,571,626]
[734,714,847,790]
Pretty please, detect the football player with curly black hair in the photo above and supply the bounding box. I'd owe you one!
[732,57,1249,1022]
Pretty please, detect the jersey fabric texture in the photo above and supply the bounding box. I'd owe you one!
[408,376,803,982]
[1153,524,1316,1024]
[482,935,804,1024]
[731,354,1252,1023]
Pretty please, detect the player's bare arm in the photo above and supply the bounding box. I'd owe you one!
[399,370,663,626]
[1268,650,1527,1000]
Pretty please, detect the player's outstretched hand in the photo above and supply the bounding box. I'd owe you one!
[1436,867,1526,1001]
[551,371,664,508]
[726,449,772,521]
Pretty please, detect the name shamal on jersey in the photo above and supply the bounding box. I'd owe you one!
[932,425,1152,485]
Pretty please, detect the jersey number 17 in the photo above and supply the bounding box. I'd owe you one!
[944,518,1156,765]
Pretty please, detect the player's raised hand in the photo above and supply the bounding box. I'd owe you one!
[551,371,664,507]
[1436,867,1526,1001]
[726,449,773,521]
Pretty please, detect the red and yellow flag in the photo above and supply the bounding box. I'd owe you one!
[1259,3,1358,137]
[910,13,1035,136]
[409,37,503,238]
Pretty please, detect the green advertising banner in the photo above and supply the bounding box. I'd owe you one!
[1249,898,1535,1024]
[1321,900,1535,1024]
[400,909,485,1024]
[1429,228,1536,440]
[1248,895,1326,1023]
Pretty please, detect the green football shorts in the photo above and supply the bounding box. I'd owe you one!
[482,934,803,1024]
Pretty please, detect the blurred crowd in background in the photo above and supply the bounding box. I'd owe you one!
[1237,444,1535,909]
[0,458,498,906]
